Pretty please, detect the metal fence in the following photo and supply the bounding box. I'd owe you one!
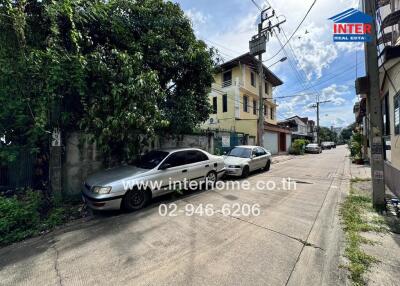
[0,149,36,190]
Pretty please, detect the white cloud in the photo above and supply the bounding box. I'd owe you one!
[320,83,349,106]
[290,23,338,80]
[185,9,209,35]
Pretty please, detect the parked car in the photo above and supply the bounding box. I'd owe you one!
[223,145,271,178]
[321,142,332,150]
[82,148,225,211]
[330,141,337,148]
[305,143,322,154]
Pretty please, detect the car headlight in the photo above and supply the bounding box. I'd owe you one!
[228,165,241,168]
[92,186,112,194]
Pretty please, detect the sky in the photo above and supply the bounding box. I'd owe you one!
[174,0,366,128]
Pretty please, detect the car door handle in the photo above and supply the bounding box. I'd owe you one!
[205,164,209,168]
[182,169,188,173]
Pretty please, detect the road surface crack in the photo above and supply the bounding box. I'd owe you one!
[51,243,63,286]
[227,215,325,251]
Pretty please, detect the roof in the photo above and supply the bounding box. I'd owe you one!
[217,53,283,87]
[329,8,372,23]
[280,115,306,123]
[158,147,207,153]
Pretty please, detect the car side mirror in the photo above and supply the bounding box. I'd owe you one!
[251,154,256,159]
[159,163,171,170]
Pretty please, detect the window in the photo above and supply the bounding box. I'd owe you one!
[222,71,232,87]
[256,147,266,156]
[265,82,269,94]
[264,105,267,116]
[185,150,209,164]
[270,107,274,120]
[228,147,252,158]
[382,93,390,136]
[222,94,227,112]
[212,97,217,114]
[135,151,169,169]
[395,93,400,135]
[251,72,256,87]
[253,100,257,115]
[243,95,248,112]
[162,151,187,168]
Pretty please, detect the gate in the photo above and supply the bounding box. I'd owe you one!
[213,132,246,155]
[0,149,36,190]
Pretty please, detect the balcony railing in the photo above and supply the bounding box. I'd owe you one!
[222,80,232,88]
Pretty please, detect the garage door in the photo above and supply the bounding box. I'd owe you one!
[263,131,278,154]
[286,134,292,152]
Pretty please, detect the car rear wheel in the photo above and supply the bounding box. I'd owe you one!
[264,160,271,172]
[205,171,217,187]
[241,166,250,178]
[122,187,150,211]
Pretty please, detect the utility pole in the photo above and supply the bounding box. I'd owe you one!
[363,0,385,208]
[310,100,330,144]
[257,22,265,147]
[250,7,285,146]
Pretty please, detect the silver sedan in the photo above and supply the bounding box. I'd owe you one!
[82,148,225,211]
[223,145,271,178]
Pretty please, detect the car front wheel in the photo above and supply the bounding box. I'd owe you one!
[241,166,250,178]
[122,188,150,211]
[264,160,271,171]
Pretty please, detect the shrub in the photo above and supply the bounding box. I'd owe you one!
[0,190,42,245]
[289,139,309,155]
[0,190,69,246]
[350,131,363,160]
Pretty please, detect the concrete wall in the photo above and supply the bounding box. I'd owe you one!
[63,132,214,195]
[384,161,400,198]
[157,134,214,154]
[63,132,103,196]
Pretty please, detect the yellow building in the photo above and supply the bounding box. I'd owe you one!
[202,53,290,154]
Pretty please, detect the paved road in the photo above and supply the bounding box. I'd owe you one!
[0,146,351,286]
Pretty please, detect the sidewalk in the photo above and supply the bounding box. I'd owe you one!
[347,160,400,286]
[349,161,372,180]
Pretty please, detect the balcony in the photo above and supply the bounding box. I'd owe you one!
[222,80,232,88]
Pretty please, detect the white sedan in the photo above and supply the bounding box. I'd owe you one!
[223,145,272,178]
[82,148,225,211]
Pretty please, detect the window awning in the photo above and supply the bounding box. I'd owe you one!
[378,32,392,45]
[377,0,390,8]
[381,10,400,29]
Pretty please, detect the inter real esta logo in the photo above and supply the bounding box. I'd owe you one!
[329,8,373,42]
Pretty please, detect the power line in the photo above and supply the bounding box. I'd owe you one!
[263,0,317,62]
[250,0,263,11]
[203,38,242,57]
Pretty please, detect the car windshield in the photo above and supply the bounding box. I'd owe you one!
[227,147,252,158]
[134,150,169,169]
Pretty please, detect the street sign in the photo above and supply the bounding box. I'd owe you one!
[249,35,266,56]
[222,136,230,147]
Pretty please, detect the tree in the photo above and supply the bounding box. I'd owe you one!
[319,127,337,143]
[0,0,217,163]
[339,123,356,144]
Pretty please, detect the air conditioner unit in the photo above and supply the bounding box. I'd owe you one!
[209,118,219,124]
